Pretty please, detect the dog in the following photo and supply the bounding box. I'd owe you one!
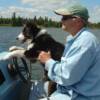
[4,22,64,96]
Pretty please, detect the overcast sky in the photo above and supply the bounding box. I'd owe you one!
[0,0,100,23]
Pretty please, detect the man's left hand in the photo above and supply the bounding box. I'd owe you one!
[38,51,51,63]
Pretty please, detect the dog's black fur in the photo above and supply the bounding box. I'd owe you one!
[17,22,64,95]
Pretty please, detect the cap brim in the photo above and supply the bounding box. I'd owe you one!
[54,8,71,16]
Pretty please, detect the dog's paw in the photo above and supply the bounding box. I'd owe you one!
[2,50,25,60]
[2,53,13,60]
[9,46,17,51]
[9,46,24,52]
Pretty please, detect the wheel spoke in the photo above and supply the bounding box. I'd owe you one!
[12,57,30,83]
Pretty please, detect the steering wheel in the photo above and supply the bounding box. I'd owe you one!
[12,57,30,83]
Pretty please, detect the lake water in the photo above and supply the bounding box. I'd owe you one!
[0,27,100,79]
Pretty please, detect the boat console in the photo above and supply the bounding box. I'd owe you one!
[0,51,49,100]
[0,51,31,100]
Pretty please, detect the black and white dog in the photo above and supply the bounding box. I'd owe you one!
[4,22,64,95]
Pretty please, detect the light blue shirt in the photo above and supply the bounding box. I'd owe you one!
[45,28,100,99]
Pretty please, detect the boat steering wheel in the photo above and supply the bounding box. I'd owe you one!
[12,57,30,83]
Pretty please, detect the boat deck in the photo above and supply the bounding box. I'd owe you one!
[29,80,48,100]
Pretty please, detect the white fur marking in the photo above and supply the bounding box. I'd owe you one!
[26,39,32,44]
[40,29,47,34]
[17,32,25,41]
[27,43,34,50]
[36,29,47,38]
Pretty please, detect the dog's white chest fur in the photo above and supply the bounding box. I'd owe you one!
[27,43,34,50]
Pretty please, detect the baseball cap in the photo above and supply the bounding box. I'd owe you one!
[54,5,89,21]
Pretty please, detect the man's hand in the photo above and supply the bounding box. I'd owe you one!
[38,51,51,63]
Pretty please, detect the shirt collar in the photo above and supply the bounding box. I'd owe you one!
[66,28,86,42]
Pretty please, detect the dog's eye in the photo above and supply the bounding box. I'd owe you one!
[22,28,31,37]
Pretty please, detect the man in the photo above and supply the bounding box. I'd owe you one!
[38,5,100,100]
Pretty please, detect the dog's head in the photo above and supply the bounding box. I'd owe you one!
[17,22,47,43]
[16,22,48,62]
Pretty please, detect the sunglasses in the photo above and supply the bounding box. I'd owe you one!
[61,16,76,21]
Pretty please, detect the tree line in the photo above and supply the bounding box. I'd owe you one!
[0,12,61,27]
[0,12,100,28]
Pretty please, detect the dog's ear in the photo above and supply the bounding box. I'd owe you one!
[25,21,40,30]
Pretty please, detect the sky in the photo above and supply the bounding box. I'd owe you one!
[0,0,100,23]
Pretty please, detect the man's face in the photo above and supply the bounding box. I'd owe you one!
[61,15,77,31]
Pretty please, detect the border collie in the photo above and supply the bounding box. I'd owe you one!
[4,22,64,96]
